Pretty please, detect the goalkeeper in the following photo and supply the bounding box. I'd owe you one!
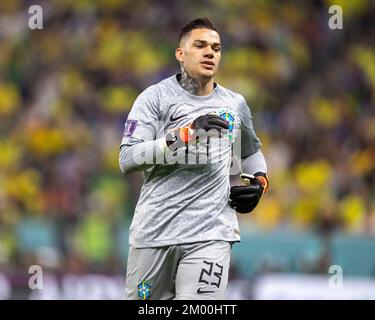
[119,17,268,300]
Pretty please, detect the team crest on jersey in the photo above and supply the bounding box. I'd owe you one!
[123,119,138,138]
[137,280,152,300]
[217,108,240,142]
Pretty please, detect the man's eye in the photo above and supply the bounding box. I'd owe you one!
[214,47,221,52]
[195,44,203,48]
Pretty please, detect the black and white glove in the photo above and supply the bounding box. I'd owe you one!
[229,172,269,214]
[190,114,230,138]
[165,113,229,151]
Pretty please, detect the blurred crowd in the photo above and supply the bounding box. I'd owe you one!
[0,0,374,276]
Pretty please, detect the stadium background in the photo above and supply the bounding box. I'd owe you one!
[0,0,374,299]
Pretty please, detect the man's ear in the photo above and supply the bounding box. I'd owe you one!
[175,47,184,63]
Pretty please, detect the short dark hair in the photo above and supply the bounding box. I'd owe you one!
[179,17,218,44]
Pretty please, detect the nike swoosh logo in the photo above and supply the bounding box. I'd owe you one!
[196,288,215,294]
[170,114,187,122]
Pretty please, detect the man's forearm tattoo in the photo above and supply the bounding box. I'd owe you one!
[179,65,199,95]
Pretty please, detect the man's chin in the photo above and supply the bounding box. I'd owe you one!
[198,69,216,80]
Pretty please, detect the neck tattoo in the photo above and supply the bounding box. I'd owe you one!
[179,66,199,95]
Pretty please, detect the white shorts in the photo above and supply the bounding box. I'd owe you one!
[124,240,232,300]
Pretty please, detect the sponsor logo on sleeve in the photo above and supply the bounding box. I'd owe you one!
[123,120,138,138]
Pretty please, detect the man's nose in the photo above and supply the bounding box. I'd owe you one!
[203,50,214,58]
[203,46,214,58]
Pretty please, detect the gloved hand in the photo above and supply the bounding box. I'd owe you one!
[165,113,229,151]
[229,172,269,214]
[190,114,230,137]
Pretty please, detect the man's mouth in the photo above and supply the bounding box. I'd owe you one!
[201,60,215,69]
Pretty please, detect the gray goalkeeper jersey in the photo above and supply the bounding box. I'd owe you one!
[120,74,261,248]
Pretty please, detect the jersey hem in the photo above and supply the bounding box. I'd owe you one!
[129,236,241,249]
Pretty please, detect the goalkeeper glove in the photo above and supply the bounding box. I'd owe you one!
[229,172,269,214]
[165,113,229,151]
